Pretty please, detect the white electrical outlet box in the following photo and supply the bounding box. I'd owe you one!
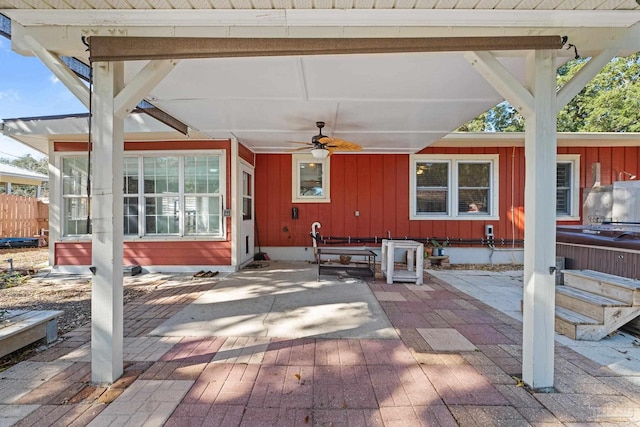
[485,224,494,237]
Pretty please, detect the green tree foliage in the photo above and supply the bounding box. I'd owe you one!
[10,154,48,175]
[458,53,640,133]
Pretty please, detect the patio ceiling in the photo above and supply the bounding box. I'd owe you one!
[2,4,640,154]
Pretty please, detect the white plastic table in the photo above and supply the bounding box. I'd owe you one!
[381,239,424,285]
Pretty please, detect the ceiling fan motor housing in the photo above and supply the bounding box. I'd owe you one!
[312,121,326,145]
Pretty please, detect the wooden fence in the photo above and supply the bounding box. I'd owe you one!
[0,194,49,239]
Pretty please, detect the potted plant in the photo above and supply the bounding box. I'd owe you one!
[424,246,433,258]
[430,239,449,256]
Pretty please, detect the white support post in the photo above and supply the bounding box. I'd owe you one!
[6,182,11,195]
[230,135,239,270]
[522,50,557,391]
[48,141,57,268]
[91,61,125,384]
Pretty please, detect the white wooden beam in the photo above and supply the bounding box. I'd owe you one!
[464,51,535,118]
[6,9,640,29]
[22,35,91,109]
[114,59,179,119]
[556,48,617,113]
[91,60,125,385]
[522,49,557,391]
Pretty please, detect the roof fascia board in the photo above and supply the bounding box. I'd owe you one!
[4,9,640,28]
[87,36,564,62]
[442,131,640,145]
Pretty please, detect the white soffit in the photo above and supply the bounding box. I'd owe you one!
[3,7,640,154]
[132,52,520,153]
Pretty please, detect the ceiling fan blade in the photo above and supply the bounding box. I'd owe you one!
[319,137,362,152]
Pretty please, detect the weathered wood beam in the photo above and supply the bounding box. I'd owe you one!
[89,35,564,62]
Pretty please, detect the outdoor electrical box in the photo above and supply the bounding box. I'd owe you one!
[292,207,299,220]
[485,224,494,238]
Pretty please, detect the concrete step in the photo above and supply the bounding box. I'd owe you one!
[562,269,640,305]
[556,285,628,323]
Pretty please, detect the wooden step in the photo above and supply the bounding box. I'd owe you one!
[562,269,640,305]
[555,304,640,341]
[556,285,628,323]
[555,306,600,340]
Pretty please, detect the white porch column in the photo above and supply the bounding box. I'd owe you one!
[91,61,125,384]
[522,50,557,391]
[6,182,11,195]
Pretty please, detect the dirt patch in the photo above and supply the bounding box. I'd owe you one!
[0,248,165,371]
[432,263,524,272]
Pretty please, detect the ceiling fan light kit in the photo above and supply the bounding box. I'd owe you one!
[311,148,330,159]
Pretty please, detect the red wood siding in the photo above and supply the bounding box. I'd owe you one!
[55,241,231,266]
[255,146,640,248]
[239,143,255,166]
[55,242,92,266]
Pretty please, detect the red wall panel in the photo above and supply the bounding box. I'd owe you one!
[255,146,640,248]
[239,143,255,166]
[55,241,231,266]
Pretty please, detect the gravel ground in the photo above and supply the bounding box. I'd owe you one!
[0,248,166,371]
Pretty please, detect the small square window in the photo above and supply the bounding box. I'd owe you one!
[292,154,330,203]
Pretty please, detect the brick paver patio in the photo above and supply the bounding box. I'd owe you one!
[1,267,639,426]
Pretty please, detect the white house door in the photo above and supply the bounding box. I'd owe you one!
[240,164,255,265]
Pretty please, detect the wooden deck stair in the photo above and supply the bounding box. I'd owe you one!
[556,270,640,340]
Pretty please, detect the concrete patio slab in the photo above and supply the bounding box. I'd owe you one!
[429,269,640,386]
[150,262,398,340]
[417,328,478,352]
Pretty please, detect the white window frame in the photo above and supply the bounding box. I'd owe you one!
[292,153,331,203]
[557,154,580,221]
[57,150,226,240]
[410,154,499,220]
[59,154,90,237]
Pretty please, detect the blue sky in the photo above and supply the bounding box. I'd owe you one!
[0,37,87,160]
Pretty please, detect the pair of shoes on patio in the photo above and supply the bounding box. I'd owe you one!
[194,270,219,278]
